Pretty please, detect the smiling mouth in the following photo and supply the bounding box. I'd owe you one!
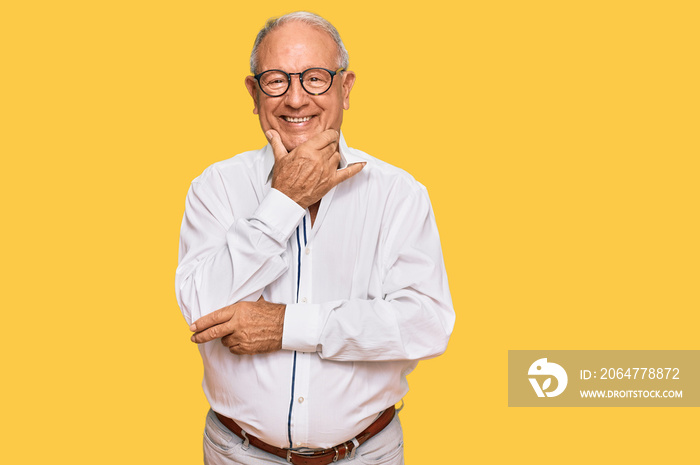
[282,116,313,123]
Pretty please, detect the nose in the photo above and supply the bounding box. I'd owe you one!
[284,74,309,108]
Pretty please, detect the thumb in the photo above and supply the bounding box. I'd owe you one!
[334,162,366,184]
[265,130,288,160]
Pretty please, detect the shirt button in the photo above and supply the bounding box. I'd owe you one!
[305,247,311,255]
[301,297,307,303]
[298,397,304,403]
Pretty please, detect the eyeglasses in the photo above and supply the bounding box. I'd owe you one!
[253,67,345,97]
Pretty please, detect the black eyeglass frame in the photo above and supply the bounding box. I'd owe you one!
[253,67,345,97]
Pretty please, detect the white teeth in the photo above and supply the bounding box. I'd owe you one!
[284,116,312,123]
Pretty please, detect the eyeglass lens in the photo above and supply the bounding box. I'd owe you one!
[259,69,333,96]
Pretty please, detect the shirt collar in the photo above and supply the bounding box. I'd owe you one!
[263,131,363,183]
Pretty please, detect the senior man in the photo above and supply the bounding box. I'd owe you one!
[176,11,455,465]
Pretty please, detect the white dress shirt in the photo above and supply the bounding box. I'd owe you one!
[175,133,455,449]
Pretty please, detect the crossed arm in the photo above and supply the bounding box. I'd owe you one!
[178,130,453,360]
[183,129,364,355]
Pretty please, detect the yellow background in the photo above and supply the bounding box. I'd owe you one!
[2,1,698,463]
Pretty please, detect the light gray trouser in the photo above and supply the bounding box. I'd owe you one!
[203,409,404,465]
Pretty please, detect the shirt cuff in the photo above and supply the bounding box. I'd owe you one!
[282,303,320,352]
[252,188,305,244]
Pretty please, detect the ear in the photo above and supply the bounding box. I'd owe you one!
[245,76,259,115]
[341,71,356,110]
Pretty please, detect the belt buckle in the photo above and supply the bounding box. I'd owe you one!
[286,446,339,464]
[285,449,315,463]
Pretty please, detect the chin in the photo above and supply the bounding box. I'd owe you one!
[281,133,311,151]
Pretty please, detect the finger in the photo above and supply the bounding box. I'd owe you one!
[334,162,366,184]
[189,306,233,332]
[221,332,237,348]
[308,129,339,151]
[327,151,341,169]
[322,142,340,160]
[265,130,288,161]
[191,322,232,344]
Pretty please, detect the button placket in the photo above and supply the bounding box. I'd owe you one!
[292,212,313,447]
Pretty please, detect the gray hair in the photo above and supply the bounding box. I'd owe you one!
[249,11,349,74]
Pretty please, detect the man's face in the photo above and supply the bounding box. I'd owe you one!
[245,22,356,152]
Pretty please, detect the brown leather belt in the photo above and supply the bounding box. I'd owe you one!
[215,406,395,465]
